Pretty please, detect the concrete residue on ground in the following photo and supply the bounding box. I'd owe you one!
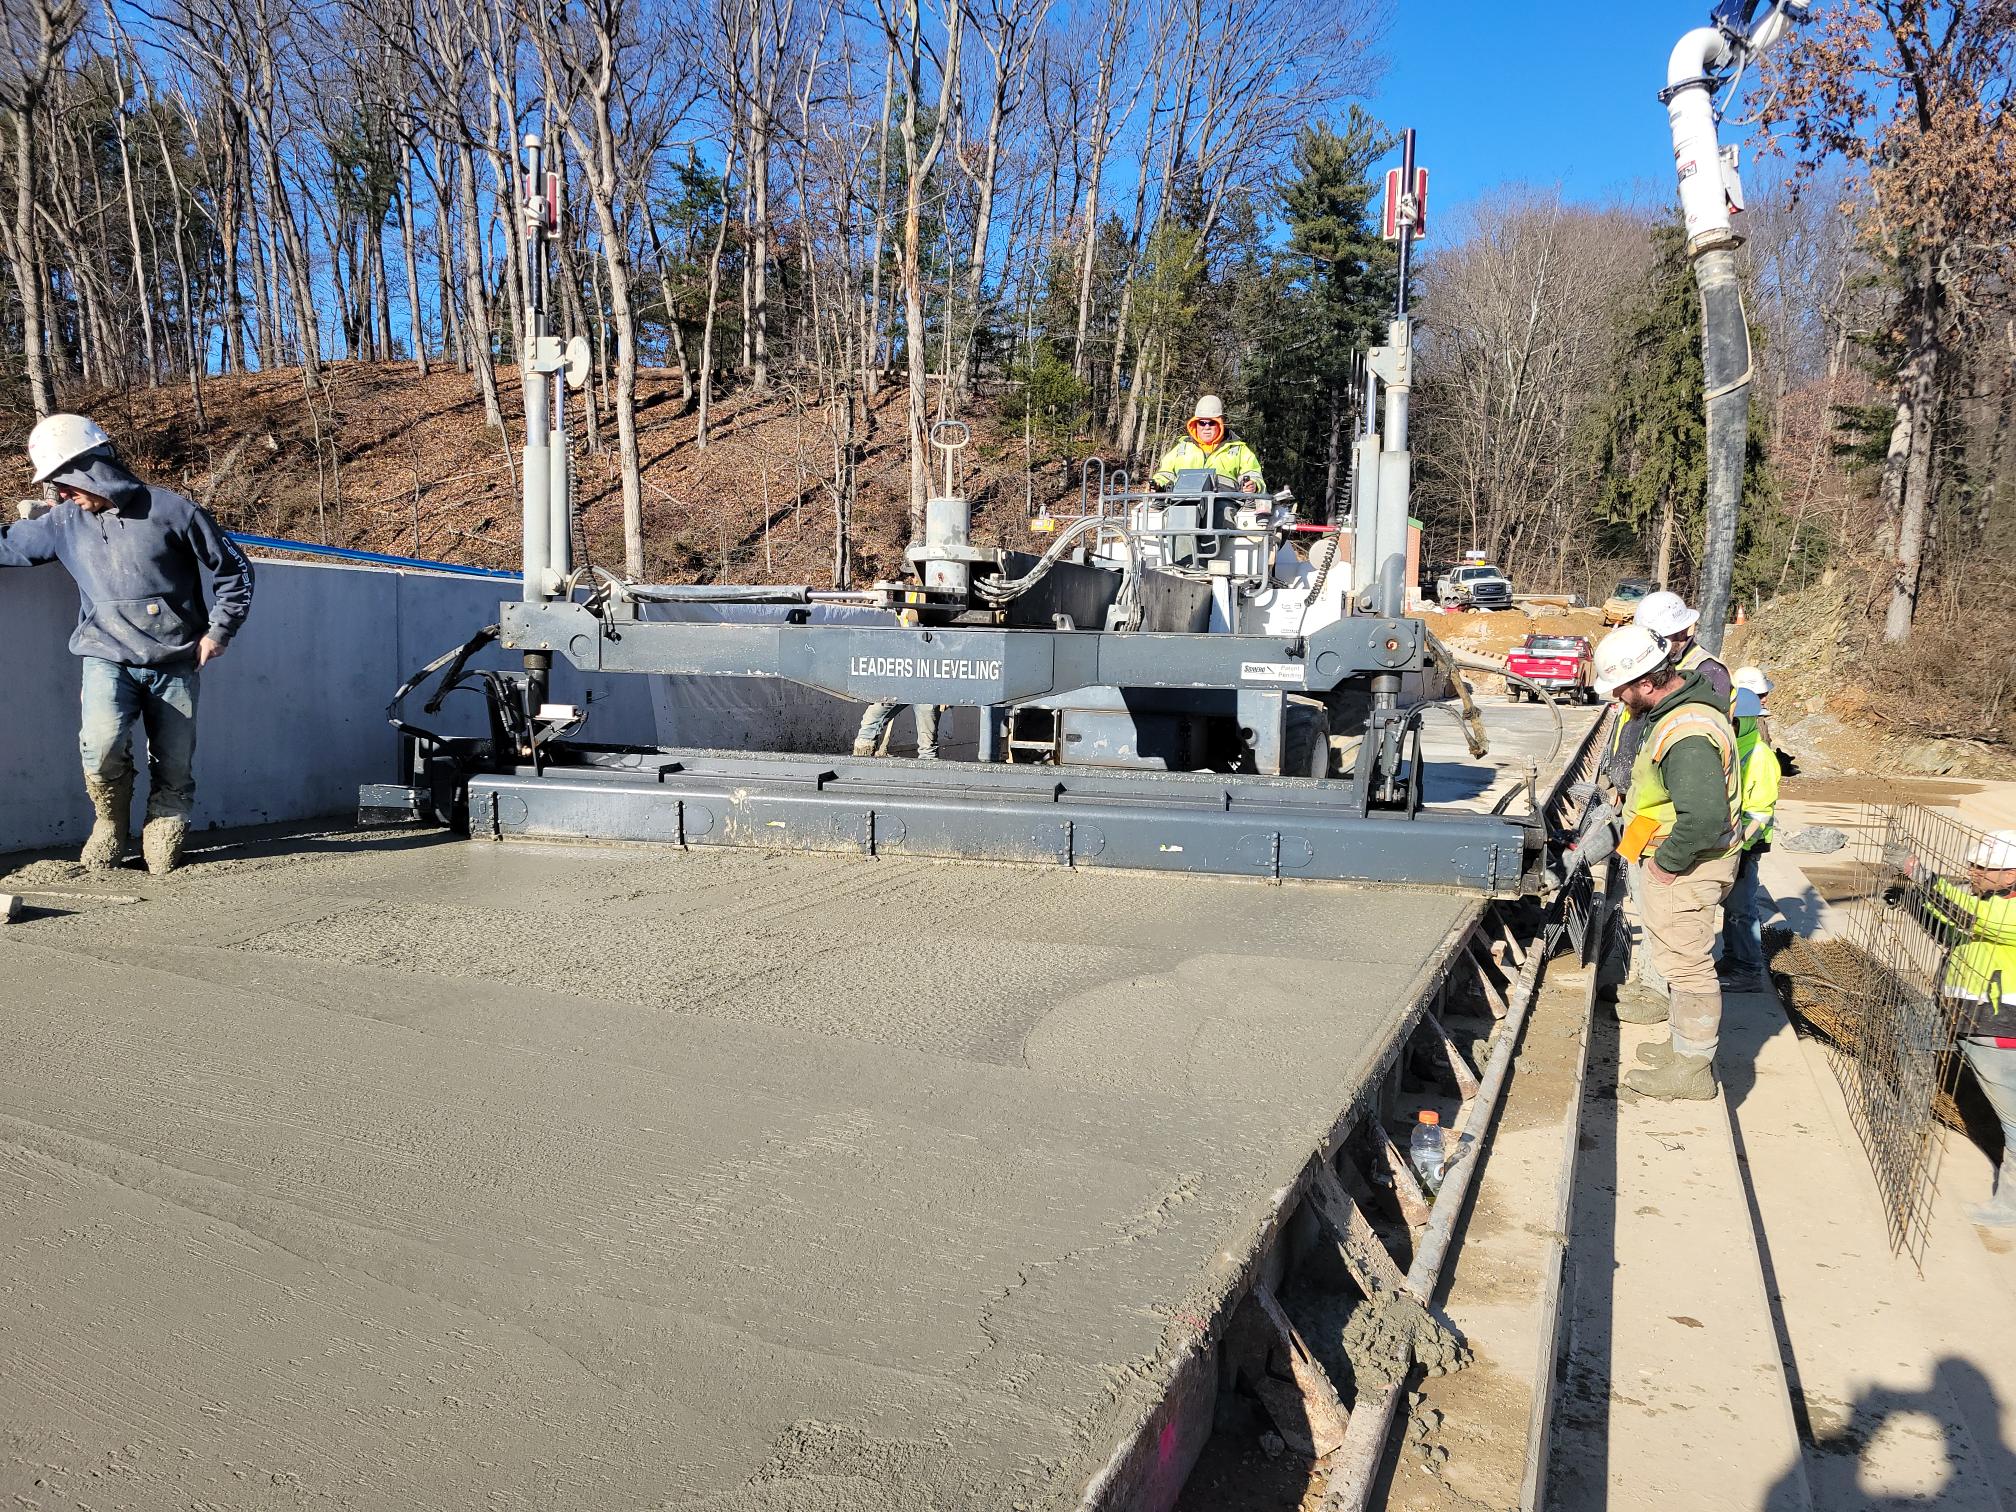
[1285,1285,1471,1405]
[1339,1292,1472,1392]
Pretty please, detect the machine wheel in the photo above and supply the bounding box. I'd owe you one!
[1282,696,1333,779]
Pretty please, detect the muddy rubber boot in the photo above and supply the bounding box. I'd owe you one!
[79,774,133,870]
[1611,981,1669,1025]
[141,814,189,876]
[1625,1049,1717,1101]
[1635,1036,1676,1069]
[1628,990,1720,1099]
[851,738,877,758]
[1966,1153,2016,1229]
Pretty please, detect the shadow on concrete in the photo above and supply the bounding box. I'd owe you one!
[1721,986,1819,1471]
[1771,1358,2016,1510]
[1550,988,1817,1511]
[1763,874,1829,939]
[1419,761,1495,805]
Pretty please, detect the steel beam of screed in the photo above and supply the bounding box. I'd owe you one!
[465,751,1539,892]
[499,601,1424,707]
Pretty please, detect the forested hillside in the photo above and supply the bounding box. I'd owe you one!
[2,0,2011,738]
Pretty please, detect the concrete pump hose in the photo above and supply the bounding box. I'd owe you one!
[1694,245,1752,654]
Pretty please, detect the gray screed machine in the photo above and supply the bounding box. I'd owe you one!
[366,130,1543,893]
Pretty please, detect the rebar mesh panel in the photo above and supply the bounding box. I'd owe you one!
[1836,804,1996,1263]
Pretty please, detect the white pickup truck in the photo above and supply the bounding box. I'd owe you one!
[1437,561,1514,610]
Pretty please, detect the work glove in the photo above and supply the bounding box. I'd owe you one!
[1543,796,1622,892]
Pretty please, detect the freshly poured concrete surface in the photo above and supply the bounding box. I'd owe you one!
[0,833,1474,1510]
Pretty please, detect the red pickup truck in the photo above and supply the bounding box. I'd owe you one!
[1505,633,1595,704]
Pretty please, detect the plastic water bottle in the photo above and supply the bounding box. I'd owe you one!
[1409,1110,1447,1195]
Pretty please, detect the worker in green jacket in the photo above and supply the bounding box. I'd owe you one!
[1893,829,2016,1227]
[1718,681,1783,993]
[1593,624,1741,1101]
[1151,395,1265,492]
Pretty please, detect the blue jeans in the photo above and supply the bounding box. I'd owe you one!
[855,701,939,759]
[79,656,201,818]
[1720,847,1768,978]
[1961,1039,2016,1163]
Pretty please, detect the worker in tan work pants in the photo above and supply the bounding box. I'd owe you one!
[1593,625,1742,1101]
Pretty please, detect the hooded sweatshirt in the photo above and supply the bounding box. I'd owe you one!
[0,454,254,666]
[1631,669,1738,874]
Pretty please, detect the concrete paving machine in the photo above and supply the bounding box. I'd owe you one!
[364,129,1539,893]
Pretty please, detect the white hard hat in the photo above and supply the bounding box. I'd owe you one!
[1192,394,1225,422]
[1968,830,2016,870]
[28,413,114,485]
[1593,624,1671,698]
[1634,589,1700,638]
[1733,666,1774,697]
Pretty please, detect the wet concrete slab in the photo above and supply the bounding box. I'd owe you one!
[0,832,1476,1511]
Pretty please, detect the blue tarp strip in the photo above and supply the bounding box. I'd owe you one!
[228,533,521,580]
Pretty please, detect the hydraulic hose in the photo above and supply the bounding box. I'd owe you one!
[1442,642,1566,772]
[1420,627,1491,759]
[1693,245,1751,654]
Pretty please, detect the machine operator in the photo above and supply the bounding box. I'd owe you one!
[1150,395,1266,493]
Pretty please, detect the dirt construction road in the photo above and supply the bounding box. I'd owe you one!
[0,833,1478,1510]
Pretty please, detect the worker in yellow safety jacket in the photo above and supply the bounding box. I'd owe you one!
[1598,610,1735,1010]
[1592,624,1741,1102]
[1717,685,1782,993]
[1894,828,2016,1227]
[1151,395,1265,492]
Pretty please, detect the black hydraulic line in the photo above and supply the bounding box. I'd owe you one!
[387,623,499,733]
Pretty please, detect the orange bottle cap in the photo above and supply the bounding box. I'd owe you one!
[1418,1110,1440,1126]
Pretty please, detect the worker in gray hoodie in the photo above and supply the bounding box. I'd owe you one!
[1,414,254,874]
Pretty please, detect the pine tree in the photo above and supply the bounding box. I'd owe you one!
[1587,220,1778,594]
[1237,109,1394,519]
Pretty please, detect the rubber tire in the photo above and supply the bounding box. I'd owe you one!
[1282,696,1333,779]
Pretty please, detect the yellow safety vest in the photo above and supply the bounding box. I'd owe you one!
[1736,722,1781,850]
[1927,878,2016,1016]
[1623,700,1740,863]
[1152,435,1265,489]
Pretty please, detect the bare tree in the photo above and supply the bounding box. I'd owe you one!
[873,0,962,531]
[0,0,82,415]
[1413,191,1652,588]
[956,0,1050,395]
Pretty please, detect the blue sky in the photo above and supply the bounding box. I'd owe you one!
[1364,0,1732,218]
